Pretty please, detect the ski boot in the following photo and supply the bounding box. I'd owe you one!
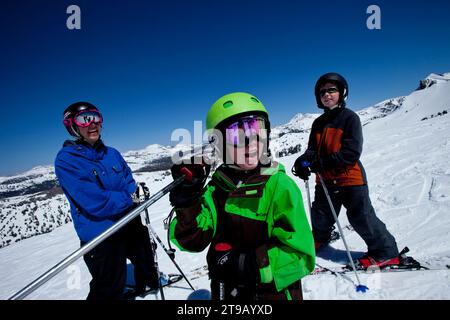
[355,254,400,270]
[315,229,340,251]
[397,247,424,270]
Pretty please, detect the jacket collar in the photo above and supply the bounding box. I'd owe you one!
[323,104,345,117]
[62,139,106,160]
[212,161,283,193]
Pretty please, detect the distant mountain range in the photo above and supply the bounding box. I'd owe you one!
[1,72,449,248]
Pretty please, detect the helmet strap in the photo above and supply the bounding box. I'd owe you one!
[72,125,81,138]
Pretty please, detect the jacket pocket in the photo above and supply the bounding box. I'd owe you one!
[111,165,123,174]
[225,198,268,222]
[110,164,128,185]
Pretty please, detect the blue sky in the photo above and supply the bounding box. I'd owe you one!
[1,0,450,176]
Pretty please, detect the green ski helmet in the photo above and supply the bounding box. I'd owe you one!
[206,92,272,165]
[206,92,269,130]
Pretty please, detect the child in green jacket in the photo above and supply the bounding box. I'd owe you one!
[169,92,315,300]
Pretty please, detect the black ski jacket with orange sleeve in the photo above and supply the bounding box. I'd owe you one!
[307,106,367,187]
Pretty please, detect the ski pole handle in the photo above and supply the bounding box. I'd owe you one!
[214,242,233,301]
[180,167,194,182]
[179,159,208,183]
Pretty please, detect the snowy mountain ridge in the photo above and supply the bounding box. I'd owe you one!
[1,72,450,299]
[0,72,449,250]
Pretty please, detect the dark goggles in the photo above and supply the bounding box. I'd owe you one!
[319,87,339,97]
[224,115,267,147]
[73,110,103,127]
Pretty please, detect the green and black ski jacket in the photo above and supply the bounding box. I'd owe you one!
[170,162,315,300]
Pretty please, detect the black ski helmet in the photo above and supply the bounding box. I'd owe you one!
[314,72,349,108]
[63,101,100,137]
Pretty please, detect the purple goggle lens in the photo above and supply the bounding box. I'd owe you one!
[225,116,266,147]
[74,110,103,127]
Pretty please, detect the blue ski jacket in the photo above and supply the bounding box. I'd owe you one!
[55,140,136,242]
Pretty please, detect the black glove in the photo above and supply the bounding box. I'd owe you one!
[292,150,323,178]
[139,182,150,200]
[309,159,322,173]
[292,158,311,180]
[292,151,313,180]
[169,155,211,208]
[210,243,260,296]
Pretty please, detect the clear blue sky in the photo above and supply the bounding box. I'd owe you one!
[1,0,450,176]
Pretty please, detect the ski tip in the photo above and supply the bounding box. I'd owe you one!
[356,285,369,293]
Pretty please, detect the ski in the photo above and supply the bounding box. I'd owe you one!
[312,246,447,275]
[311,264,434,275]
[188,265,209,280]
[313,263,359,288]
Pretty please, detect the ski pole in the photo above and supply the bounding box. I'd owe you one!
[315,262,357,287]
[304,179,312,217]
[292,160,312,216]
[135,188,166,301]
[141,206,195,291]
[317,173,368,293]
[8,175,187,300]
[144,221,165,300]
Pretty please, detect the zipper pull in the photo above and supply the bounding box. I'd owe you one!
[92,169,105,189]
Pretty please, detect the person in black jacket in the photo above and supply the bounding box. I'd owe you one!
[292,73,400,269]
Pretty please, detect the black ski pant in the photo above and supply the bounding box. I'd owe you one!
[311,184,399,259]
[82,216,159,300]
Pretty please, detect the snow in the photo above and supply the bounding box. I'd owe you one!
[1,73,450,300]
[0,165,54,190]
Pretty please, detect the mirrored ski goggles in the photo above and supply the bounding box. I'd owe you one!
[319,87,339,97]
[224,116,267,147]
[73,110,103,127]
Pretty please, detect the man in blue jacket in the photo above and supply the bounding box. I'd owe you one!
[55,102,158,299]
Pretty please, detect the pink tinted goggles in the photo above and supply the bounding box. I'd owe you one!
[225,116,267,147]
[73,109,103,127]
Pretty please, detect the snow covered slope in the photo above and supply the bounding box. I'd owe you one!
[0,144,191,248]
[1,72,450,299]
[0,166,71,248]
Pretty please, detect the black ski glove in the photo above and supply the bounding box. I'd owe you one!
[293,150,314,180]
[292,150,323,178]
[169,155,211,208]
[292,158,311,180]
[309,158,323,173]
[210,243,260,294]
